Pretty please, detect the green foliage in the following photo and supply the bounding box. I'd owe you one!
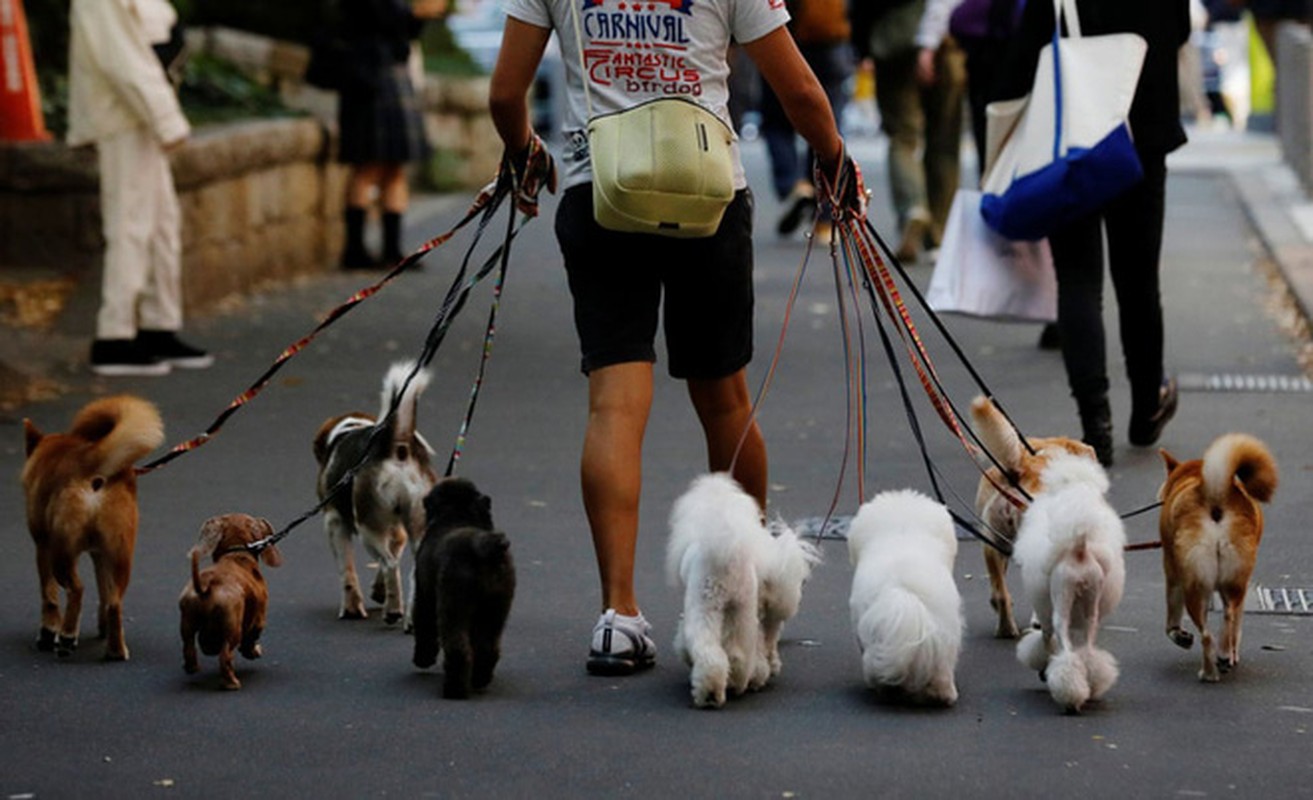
[176,54,299,125]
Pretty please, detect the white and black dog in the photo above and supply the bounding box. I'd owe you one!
[412,477,515,699]
[313,362,437,625]
[667,473,821,708]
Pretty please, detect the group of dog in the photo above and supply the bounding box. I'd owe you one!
[665,396,1279,713]
[21,363,515,698]
[21,362,1278,711]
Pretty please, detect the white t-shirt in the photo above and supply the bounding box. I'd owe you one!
[502,0,789,190]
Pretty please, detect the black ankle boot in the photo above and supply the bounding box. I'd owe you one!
[382,211,405,266]
[342,206,374,269]
[1129,377,1179,447]
[1078,397,1114,467]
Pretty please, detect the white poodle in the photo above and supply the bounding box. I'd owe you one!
[1013,451,1126,713]
[667,473,821,709]
[847,489,963,706]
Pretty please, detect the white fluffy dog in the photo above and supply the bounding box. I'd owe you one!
[847,489,963,706]
[667,473,821,709]
[1013,451,1126,713]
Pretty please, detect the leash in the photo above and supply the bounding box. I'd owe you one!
[230,153,543,555]
[135,178,513,476]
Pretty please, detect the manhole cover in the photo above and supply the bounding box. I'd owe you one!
[1178,372,1313,393]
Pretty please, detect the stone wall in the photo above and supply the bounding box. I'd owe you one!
[0,117,346,313]
[0,25,497,316]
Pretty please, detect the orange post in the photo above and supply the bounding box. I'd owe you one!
[0,0,51,141]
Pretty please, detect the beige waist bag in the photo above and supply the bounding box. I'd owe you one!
[569,1,735,238]
[588,97,736,238]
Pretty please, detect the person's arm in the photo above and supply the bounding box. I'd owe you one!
[489,17,552,156]
[916,0,966,84]
[741,26,842,171]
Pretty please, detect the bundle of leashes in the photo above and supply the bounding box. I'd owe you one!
[137,137,557,554]
[747,145,1163,554]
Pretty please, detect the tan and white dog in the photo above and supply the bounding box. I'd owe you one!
[1158,433,1278,682]
[22,396,164,660]
[971,395,1098,638]
[313,362,437,625]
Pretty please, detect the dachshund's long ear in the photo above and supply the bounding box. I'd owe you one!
[194,516,227,562]
[254,518,282,567]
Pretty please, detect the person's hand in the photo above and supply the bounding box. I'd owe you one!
[503,134,557,218]
[163,136,188,153]
[813,142,868,224]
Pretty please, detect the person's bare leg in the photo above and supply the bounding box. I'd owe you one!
[581,362,653,616]
[347,164,385,208]
[379,164,410,214]
[688,369,767,512]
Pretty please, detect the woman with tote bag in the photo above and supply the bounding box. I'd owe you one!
[991,0,1191,466]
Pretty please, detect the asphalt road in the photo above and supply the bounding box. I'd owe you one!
[1,134,1311,799]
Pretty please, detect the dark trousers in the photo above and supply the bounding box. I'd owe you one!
[758,42,853,199]
[1049,152,1168,419]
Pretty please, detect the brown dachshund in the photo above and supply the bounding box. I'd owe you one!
[179,514,283,690]
[22,396,164,660]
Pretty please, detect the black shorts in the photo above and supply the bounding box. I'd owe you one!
[554,185,755,379]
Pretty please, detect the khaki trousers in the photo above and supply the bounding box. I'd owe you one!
[96,127,183,340]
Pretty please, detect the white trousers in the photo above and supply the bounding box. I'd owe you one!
[96,128,183,340]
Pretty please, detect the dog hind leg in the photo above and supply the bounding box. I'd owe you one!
[681,590,730,708]
[180,616,200,675]
[218,640,241,690]
[410,557,439,669]
[35,547,60,651]
[51,551,83,657]
[471,598,512,691]
[1165,579,1194,649]
[1218,585,1246,672]
[326,512,367,619]
[985,546,1020,639]
[440,602,474,699]
[1185,586,1219,682]
[92,548,132,661]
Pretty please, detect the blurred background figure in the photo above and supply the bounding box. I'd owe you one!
[337,0,447,269]
[68,0,213,376]
[852,0,967,264]
[759,0,855,239]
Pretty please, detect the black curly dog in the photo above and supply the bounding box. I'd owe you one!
[412,478,515,699]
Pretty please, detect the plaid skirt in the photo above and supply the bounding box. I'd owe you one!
[337,63,431,165]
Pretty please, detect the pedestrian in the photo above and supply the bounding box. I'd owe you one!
[993,0,1191,466]
[336,0,446,269]
[851,0,968,263]
[488,0,857,675]
[68,0,212,377]
[761,0,855,239]
[1243,0,1311,62]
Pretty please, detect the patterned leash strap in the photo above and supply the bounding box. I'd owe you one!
[135,176,512,476]
[241,180,532,555]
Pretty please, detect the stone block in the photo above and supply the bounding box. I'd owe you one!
[440,76,493,114]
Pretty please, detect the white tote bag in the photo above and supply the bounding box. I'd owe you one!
[926,190,1057,323]
[979,0,1147,240]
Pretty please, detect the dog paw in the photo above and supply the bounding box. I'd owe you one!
[1168,627,1195,650]
[184,661,200,675]
[413,650,438,669]
[1198,668,1221,683]
[1216,656,1234,674]
[221,678,242,691]
[56,635,78,658]
[442,682,471,700]
[339,607,368,621]
[384,611,404,626]
[103,646,129,662]
[241,644,263,660]
[36,629,56,652]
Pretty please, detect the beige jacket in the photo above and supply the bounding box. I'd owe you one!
[67,0,190,147]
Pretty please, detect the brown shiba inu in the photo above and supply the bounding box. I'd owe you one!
[1158,434,1278,682]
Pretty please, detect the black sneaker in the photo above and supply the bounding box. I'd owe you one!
[90,339,171,377]
[776,189,817,236]
[136,330,214,369]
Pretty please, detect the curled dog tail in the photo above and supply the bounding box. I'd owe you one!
[1202,433,1278,505]
[970,395,1022,471]
[378,361,431,445]
[73,396,165,477]
[859,587,958,697]
[473,530,512,562]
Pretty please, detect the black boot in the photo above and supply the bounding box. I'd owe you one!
[1077,396,1114,467]
[342,206,374,269]
[1129,377,1179,447]
[382,211,406,266]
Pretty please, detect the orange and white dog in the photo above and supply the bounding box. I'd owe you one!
[22,396,164,660]
[1158,434,1278,682]
[970,396,1098,639]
